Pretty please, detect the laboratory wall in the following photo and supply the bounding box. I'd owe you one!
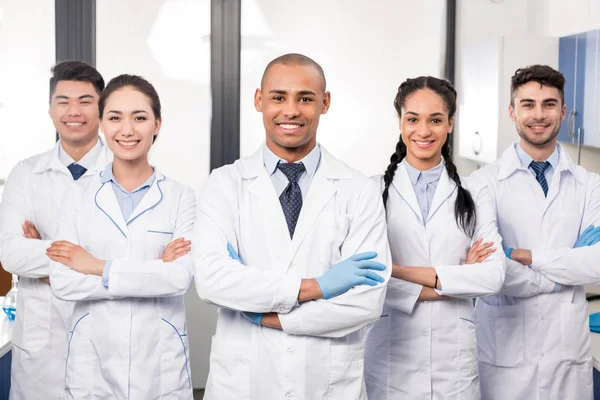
[455,0,600,175]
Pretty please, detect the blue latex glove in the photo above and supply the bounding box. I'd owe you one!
[316,251,386,300]
[227,243,242,262]
[242,312,262,325]
[504,248,514,259]
[575,225,600,248]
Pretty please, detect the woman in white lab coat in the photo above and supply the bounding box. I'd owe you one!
[47,75,195,399]
[364,76,506,400]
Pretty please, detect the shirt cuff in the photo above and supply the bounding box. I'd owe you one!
[552,283,562,292]
[102,261,112,288]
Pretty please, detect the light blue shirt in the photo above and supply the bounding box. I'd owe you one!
[515,143,562,292]
[263,143,321,200]
[101,162,156,287]
[403,159,445,223]
[58,137,103,171]
[515,143,560,186]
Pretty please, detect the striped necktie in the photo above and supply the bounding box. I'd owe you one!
[529,161,551,197]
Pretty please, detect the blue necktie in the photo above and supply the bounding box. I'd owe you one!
[277,162,305,238]
[67,163,87,181]
[529,161,551,197]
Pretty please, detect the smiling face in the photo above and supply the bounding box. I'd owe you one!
[100,86,161,163]
[49,80,100,147]
[400,88,453,170]
[509,81,566,150]
[254,63,330,162]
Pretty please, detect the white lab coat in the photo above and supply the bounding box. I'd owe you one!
[49,169,195,400]
[473,143,600,400]
[0,140,111,400]
[364,163,506,400]
[194,145,391,400]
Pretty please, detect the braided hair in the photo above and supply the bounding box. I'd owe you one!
[382,76,476,237]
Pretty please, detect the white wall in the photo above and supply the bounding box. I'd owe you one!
[240,0,447,177]
[0,0,55,187]
[96,0,214,388]
[456,0,600,175]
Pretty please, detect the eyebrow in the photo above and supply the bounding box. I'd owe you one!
[107,110,149,114]
[54,94,95,100]
[268,89,317,96]
[520,98,559,103]
[405,111,445,117]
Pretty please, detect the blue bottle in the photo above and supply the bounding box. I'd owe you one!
[3,275,18,321]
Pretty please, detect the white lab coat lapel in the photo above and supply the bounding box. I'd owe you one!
[244,149,292,270]
[426,167,457,224]
[94,179,128,238]
[127,172,166,225]
[287,149,338,269]
[391,163,424,226]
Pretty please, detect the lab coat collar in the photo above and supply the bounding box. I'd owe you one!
[95,168,166,238]
[391,160,456,225]
[497,142,585,184]
[32,136,112,176]
[241,142,354,180]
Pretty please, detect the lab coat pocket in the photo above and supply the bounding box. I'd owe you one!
[475,301,523,367]
[65,313,96,394]
[206,336,250,399]
[160,318,192,393]
[318,213,350,266]
[13,284,51,351]
[147,228,173,259]
[560,302,591,363]
[328,343,367,400]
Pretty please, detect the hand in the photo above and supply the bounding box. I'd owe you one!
[241,311,262,325]
[46,241,104,276]
[227,243,242,263]
[509,248,532,266]
[161,238,192,262]
[22,221,41,239]
[465,238,496,264]
[316,251,386,300]
[39,277,50,285]
[575,225,600,248]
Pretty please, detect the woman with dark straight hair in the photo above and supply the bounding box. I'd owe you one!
[364,76,506,399]
[48,74,195,399]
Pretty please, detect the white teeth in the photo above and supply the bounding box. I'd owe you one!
[119,141,138,147]
[415,141,432,145]
[65,122,83,126]
[280,124,301,130]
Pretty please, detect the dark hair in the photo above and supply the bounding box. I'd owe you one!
[49,60,105,103]
[382,76,476,237]
[511,65,565,105]
[99,74,161,143]
[261,53,327,92]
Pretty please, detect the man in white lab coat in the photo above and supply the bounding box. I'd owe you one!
[473,64,600,400]
[0,61,111,399]
[194,53,391,400]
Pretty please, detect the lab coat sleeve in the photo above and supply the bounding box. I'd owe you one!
[0,161,53,278]
[279,179,392,338]
[194,168,302,314]
[385,278,422,315]
[434,184,506,298]
[530,173,600,285]
[50,190,115,301]
[107,186,196,297]
[499,259,557,297]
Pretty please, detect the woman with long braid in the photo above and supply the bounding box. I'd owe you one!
[364,76,506,399]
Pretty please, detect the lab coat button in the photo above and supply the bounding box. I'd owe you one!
[287,348,294,353]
